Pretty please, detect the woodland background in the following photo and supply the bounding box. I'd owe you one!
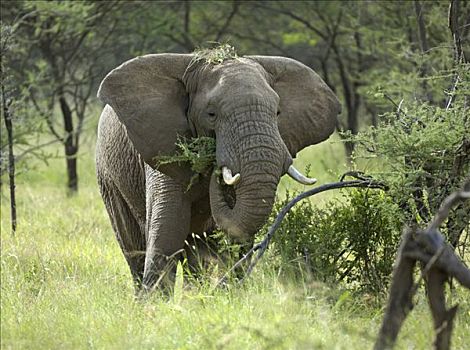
[1,1,469,349]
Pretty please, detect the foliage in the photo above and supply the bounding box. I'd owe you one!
[3,1,468,191]
[264,189,403,294]
[154,136,216,191]
[0,23,50,179]
[193,43,238,65]
[2,0,118,192]
[352,63,470,252]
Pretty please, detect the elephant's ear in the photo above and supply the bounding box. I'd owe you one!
[247,56,341,156]
[97,54,193,178]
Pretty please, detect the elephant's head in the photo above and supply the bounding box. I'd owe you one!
[97,52,340,241]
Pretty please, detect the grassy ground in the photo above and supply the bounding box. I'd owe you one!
[1,137,469,349]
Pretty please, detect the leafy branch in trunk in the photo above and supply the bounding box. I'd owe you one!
[154,136,216,191]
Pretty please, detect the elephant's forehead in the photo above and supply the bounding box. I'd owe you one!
[220,68,270,94]
[199,59,277,103]
[212,58,267,80]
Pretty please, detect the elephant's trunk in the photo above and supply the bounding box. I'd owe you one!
[209,163,280,241]
[210,108,291,241]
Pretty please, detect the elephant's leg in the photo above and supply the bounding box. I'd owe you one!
[142,167,191,291]
[98,176,146,287]
[184,196,217,274]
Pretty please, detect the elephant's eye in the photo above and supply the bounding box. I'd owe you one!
[276,110,281,117]
[207,112,217,123]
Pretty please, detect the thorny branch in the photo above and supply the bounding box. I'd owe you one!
[428,180,470,231]
[215,172,388,287]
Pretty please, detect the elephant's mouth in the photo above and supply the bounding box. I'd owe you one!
[210,160,318,240]
[221,183,236,209]
[209,164,280,241]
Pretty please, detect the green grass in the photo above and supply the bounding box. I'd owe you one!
[1,136,470,349]
[276,134,350,211]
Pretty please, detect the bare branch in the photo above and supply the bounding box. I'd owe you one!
[321,9,343,63]
[15,138,62,163]
[230,33,291,56]
[427,270,458,350]
[1,59,17,234]
[414,0,430,53]
[375,180,470,350]
[214,0,240,42]
[29,90,63,142]
[428,179,470,231]
[255,3,327,40]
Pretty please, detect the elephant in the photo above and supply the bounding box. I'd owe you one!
[95,51,341,291]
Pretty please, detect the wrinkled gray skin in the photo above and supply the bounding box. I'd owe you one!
[96,54,340,291]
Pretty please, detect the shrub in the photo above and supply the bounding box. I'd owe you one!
[353,64,470,251]
[264,189,403,294]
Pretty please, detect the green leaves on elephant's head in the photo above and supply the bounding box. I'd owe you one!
[192,44,238,65]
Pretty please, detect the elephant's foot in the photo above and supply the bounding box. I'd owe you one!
[141,251,183,294]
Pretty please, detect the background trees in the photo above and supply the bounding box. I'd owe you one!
[2,1,119,193]
[2,0,469,233]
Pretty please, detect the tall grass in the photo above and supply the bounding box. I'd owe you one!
[1,137,469,349]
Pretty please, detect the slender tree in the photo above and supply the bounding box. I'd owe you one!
[1,25,17,234]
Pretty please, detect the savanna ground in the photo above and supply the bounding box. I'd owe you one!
[1,132,469,350]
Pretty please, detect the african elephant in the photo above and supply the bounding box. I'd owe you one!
[96,51,340,291]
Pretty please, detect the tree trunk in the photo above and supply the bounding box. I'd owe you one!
[59,96,78,193]
[414,0,433,102]
[65,147,78,193]
[1,75,17,234]
[183,0,195,51]
[333,46,360,163]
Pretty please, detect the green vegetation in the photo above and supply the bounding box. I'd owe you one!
[154,136,216,174]
[2,1,469,348]
[352,66,470,251]
[193,44,239,65]
[2,143,469,350]
[267,189,404,295]
[154,136,217,191]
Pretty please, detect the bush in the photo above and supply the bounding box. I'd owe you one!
[353,64,470,251]
[264,189,403,294]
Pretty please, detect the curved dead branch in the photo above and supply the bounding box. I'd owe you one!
[374,179,470,350]
[215,172,387,287]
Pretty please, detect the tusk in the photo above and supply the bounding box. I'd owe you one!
[287,165,317,185]
[222,166,241,185]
